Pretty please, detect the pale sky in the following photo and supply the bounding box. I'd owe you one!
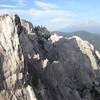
[0,0,100,32]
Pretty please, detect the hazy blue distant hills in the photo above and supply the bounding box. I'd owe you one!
[54,31,100,52]
[59,25,100,34]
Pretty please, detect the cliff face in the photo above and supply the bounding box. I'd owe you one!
[0,14,100,100]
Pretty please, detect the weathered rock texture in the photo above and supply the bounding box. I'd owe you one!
[0,14,37,100]
[0,14,100,100]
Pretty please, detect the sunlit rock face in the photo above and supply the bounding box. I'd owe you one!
[0,14,100,100]
[0,14,37,100]
[21,20,33,34]
[0,14,24,89]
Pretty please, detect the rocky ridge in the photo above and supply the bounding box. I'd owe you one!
[0,14,100,100]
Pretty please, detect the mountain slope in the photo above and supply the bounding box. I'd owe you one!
[55,31,100,52]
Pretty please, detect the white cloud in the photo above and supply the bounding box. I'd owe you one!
[68,20,100,28]
[1,1,99,31]
[50,17,69,23]
[0,9,26,15]
[34,0,58,10]
[49,17,74,27]
[28,8,76,30]
[0,4,19,8]
[0,0,77,30]
[47,17,75,30]
[29,9,76,19]
[0,8,100,32]
[0,8,76,30]
[31,0,76,30]
[0,0,26,8]
[17,0,26,6]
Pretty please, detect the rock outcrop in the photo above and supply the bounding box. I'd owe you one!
[0,14,37,100]
[0,14,100,100]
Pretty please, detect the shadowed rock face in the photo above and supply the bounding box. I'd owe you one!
[0,14,100,100]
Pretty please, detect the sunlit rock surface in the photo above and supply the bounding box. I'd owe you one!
[0,14,24,89]
[0,14,100,100]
